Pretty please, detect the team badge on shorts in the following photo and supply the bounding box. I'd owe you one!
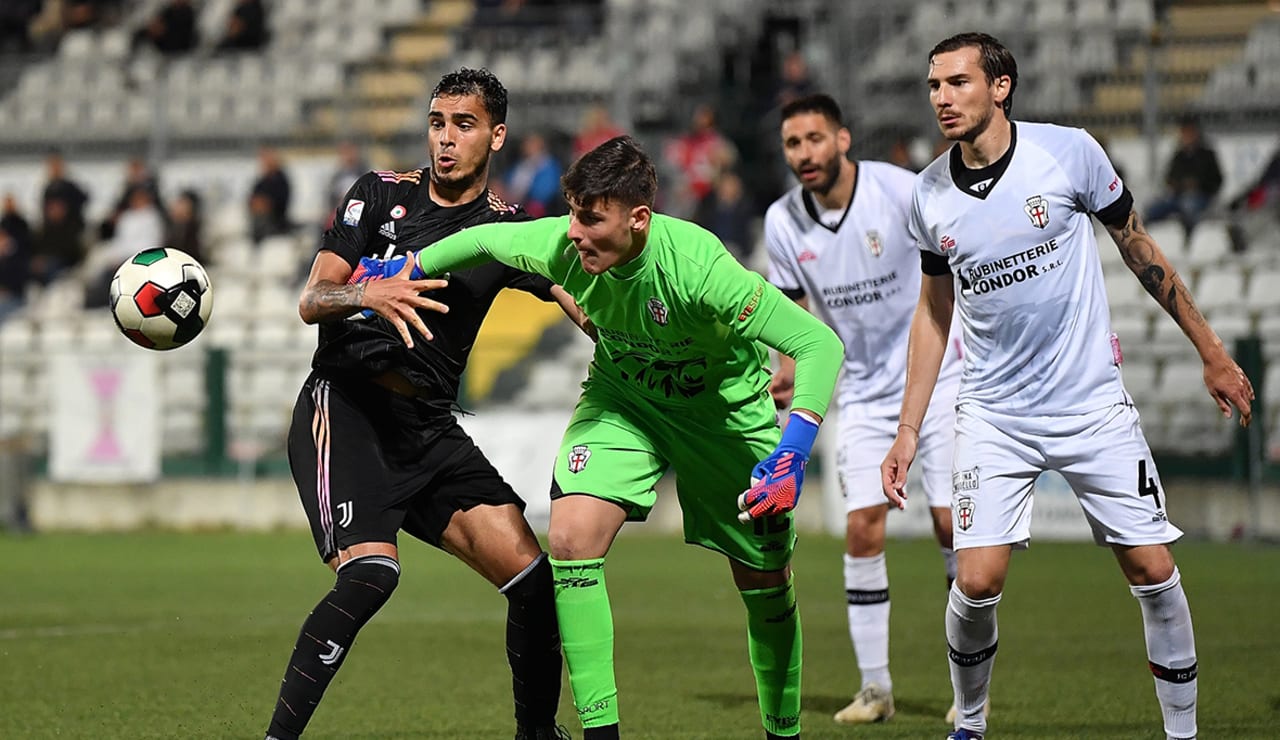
[1024,194,1050,229]
[567,444,591,473]
[865,230,883,257]
[956,495,975,531]
[647,297,669,326]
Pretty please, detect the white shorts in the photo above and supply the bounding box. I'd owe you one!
[951,403,1183,549]
[837,398,956,513]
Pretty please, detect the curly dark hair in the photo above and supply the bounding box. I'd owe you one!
[561,135,657,209]
[781,93,845,128]
[431,67,508,125]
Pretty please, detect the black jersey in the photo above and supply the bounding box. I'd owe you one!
[312,168,555,405]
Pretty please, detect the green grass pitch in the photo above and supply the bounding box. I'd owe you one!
[2,531,1277,738]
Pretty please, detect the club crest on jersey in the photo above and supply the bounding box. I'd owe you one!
[343,199,365,226]
[647,297,669,326]
[378,221,396,240]
[1024,194,1050,229]
[940,234,956,252]
[567,444,591,473]
[956,495,976,531]
[797,249,818,264]
[865,230,883,257]
[389,204,407,219]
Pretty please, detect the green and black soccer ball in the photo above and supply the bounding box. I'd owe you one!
[109,247,214,350]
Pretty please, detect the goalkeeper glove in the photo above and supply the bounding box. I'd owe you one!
[347,252,424,284]
[737,412,820,523]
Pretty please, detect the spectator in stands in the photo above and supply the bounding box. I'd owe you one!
[1225,142,1280,253]
[86,184,165,307]
[0,195,33,324]
[248,146,291,242]
[62,0,121,31]
[0,0,41,55]
[133,0,197,56]
[771,50,817,110]
[41,150,88,234]
[663,103,738,218]
[1146,116,1223,237]
[325,140,369,228]
[573,104,624,159]
[165,189,204,265]
[215,0,268,52]
[100,156,162,241]
[694,170,755,264]
[504,132,563,217]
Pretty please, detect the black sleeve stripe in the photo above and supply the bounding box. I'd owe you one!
[921,250,952,276]
[1095,186,1134,229]
[781,287,806,300]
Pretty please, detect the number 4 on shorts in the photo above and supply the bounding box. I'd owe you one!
[1137,459,1161,509]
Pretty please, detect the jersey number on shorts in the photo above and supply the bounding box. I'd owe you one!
[1137,460,1161,509]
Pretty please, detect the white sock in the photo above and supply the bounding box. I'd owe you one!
[1131,568,1197,740]
[941,546,958,589]
[844,552,891,692]
[946,584,1000,734]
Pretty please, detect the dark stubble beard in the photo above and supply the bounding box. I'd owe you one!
[430,150,491,194]
[804,154,843,197]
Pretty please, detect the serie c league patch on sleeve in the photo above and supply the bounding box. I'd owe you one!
[343,199,365,226]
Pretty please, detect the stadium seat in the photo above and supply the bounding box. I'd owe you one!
[1184,222,1233,268]
[1160,360,1211,403]
[1120,358,1159,401]
[1110,312,1150,347]
[1195,265,1246,313]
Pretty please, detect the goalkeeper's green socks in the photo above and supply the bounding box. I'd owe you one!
[741,576,803,738]
[550,557,620,733]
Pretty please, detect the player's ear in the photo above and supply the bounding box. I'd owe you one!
[629,204,651,233]
[992,75,1011,110]
[490,122,507,153]
[837,126,852,156]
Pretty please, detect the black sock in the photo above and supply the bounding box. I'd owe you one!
[583,725,620,740]
[503,553,563,727]
[266,555,400,740]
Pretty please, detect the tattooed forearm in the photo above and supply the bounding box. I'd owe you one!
[1108,210,1204,334]
[300,280,367,323]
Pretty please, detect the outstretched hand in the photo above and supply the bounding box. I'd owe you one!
[1203,353,1254,427]
[737,412,819,523]
[351,255,448,347]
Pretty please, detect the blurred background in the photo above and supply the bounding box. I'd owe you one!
[0,0,1278,542]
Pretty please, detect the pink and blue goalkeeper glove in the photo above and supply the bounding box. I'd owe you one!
[737,412,820,523]
[347,252,424,284]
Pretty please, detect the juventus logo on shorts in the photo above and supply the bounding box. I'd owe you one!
[567,444,591,474]
[956,495,976,531]
[319,639,345,666]
[336,501,354,528]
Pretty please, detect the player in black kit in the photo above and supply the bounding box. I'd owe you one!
[263,69,584,740]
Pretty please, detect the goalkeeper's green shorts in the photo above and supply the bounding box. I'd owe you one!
[551,378,795,572]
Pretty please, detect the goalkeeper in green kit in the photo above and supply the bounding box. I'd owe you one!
[355,135,842,738]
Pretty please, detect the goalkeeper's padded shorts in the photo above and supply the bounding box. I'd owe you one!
[551,377,794,572]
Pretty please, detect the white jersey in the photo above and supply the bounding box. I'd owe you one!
[766,160,962,414]
[910,122,1131,416]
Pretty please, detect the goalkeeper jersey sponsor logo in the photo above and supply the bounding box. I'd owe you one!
[738,282,763,322]
[567,444,591,473]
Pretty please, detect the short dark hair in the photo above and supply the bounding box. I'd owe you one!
[928,32,1018,116]
[561,135,657,209]
[780,94,845,128]
[431,67,508,125]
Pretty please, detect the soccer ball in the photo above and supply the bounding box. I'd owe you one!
[109,247,214,350]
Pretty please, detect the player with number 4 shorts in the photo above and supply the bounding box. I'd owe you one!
[881,33,1254,740]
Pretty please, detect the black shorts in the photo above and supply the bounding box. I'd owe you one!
[287,372,525,561]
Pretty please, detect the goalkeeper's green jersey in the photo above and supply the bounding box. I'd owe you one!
[415,214,842,417]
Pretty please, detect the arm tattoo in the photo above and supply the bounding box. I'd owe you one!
[301,280,366,321]
[1109,210,1201,332]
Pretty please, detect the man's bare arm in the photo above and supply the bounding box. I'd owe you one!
[1106,208,1254,424]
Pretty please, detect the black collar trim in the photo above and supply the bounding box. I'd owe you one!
[949,122,1017,201]
[801,162,859,233]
